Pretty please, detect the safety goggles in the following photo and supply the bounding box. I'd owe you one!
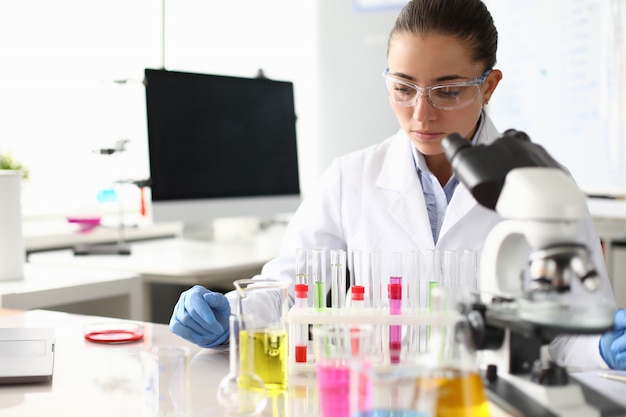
[383,68,492,111]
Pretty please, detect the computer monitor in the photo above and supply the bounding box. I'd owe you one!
[144,68,301,239]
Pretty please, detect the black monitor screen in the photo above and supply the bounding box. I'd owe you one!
[145,68,300,202]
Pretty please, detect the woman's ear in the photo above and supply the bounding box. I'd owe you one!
[482,69,502,105]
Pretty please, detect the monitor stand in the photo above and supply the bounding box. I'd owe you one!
[180,222,216,242]
[180,217,266,243]
[72,242,131,256]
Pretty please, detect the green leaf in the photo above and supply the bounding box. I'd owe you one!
[0,151,30,181]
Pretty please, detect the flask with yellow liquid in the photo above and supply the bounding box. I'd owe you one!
[217,312,267,416]
[217,278,291,415]
[421,288,491,417]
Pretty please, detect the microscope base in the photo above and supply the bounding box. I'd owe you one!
[485,372,625,417]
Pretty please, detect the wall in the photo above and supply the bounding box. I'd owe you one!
[485,0,626,194]
[315,0,403,174]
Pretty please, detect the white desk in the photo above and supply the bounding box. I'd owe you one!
[24,220,181,253]
[28,236,281,321]
[1,309,623,417]
[0,264,142,320]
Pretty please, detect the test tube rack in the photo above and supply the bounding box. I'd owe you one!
[286,307,461,374]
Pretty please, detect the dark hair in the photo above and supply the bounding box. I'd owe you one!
[388,0,498,70]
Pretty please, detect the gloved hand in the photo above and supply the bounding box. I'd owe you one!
[169,285,231,348]
[600,309,626,369]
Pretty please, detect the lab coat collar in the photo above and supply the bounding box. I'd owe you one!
[376,114,502,248]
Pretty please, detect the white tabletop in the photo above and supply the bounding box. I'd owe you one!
[0,264,142,320]
[27,237,282,322]
[587,198,626,220]
[0,263,138,293]
[24,220,181,253]
[28,236,278,285]
[2,309,624,417]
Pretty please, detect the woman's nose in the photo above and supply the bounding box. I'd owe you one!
[412,94,436,121]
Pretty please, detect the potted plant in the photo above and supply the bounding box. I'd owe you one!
[0,151,29,180]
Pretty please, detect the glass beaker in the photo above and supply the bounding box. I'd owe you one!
[234,278,291,393]
[312,323,375,417]
[142,346,190,417]
[351,358,436,417]
[420,289,490,417]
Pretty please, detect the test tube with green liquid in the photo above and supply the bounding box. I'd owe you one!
[312,248,326,311]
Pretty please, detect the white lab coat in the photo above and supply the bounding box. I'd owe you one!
[236,114,614,370]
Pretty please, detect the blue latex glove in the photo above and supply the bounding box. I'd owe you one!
[600,309,626,369]
[169,285,231,348]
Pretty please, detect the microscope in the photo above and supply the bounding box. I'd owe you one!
[442,130,624,417]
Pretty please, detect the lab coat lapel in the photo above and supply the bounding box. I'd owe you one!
[439,183,477,238]
[439,114,502,240]
[376,132,434,248]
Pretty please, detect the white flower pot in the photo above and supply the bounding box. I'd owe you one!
[0,170,24,281]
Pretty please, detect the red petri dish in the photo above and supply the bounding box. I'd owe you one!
[83,322,144,344]
[84,329,143,344]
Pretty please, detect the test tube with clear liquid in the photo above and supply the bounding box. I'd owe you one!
[366,250,383,354]
[405,250,421,355]
[330,249,347,309]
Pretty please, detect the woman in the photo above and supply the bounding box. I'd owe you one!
[169,0,626,370]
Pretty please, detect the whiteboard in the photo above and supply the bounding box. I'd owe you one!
[485,0,626,193]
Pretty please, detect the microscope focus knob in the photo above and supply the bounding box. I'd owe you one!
[485,364,498,383]
[530,360,569,386]
[528,244,601,294]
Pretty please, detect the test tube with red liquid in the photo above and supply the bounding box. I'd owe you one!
[294,283,309,363]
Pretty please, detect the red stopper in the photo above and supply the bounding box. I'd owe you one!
[388,283,402,300]
[295,283,308,299]
[351,285,365,301]
[295,345,307,363]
